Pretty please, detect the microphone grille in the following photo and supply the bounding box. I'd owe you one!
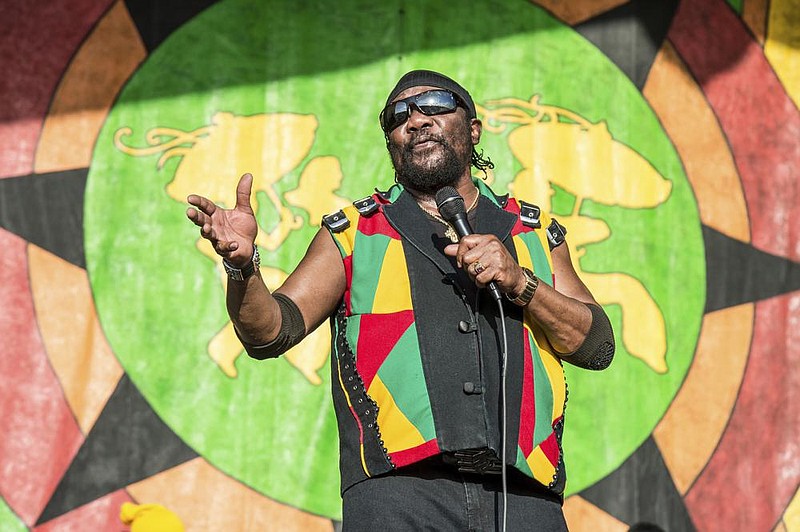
[435,186,466,221]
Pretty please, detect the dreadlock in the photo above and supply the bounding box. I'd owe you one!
[471,147,494,176]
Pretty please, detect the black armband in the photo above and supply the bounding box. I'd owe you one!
[565,304,615,370]
[237,293,306,360]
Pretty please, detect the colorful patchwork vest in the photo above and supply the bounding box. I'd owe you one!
[325,180,568,496]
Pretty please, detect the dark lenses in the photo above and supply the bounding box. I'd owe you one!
[380,90,460,132]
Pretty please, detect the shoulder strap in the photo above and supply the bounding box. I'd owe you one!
[546,218,567,249]
[352,196,379,216]
[321,210,350,233]
[518,200,542,229]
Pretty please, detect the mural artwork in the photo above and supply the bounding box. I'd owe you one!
[1,0,798,530]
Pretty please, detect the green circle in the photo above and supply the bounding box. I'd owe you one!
[85,0,703,516]
[0,497,26,532]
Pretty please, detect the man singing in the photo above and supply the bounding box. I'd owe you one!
[186,70,614,531]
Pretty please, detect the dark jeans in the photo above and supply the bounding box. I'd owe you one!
[342,458,568,531]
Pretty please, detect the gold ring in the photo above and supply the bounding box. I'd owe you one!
[473,261,486,275]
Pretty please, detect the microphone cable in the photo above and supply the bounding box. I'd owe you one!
[477,286,510,532]
[435,186,510,530]
[496,296,509,532]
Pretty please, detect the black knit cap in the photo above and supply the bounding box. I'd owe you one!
[384,69,477,119]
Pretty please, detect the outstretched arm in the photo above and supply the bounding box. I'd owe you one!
[187,173,345,351]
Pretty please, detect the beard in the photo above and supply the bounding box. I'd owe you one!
[389,121,472,195]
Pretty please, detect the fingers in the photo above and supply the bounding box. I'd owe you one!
[443,237,478,268]
[185,175,258,261]
[186,194,217,216]
[445,234,522,292]
[468,259,496,288]
[186,206,204,226]
[191,218,240,257]
[186,172,251,218]
[213,239,240,256]
[235,173,254,214]
[471,261,487,275]
[186,203,226,250]
[186,195,220,244]
[443,234,496,268]
[186,204,216,234]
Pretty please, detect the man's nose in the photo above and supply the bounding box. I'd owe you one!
[405,106,433,131]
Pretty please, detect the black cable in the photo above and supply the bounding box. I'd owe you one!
[497,298,509,532]
[435,186,510,530]
[476,287,510,532]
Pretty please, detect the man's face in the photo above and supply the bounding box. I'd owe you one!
[386,85,481,194]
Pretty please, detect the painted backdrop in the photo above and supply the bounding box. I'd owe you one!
[1,0,798,530]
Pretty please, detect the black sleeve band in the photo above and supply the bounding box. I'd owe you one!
[237,293,307,360]
[564,303,615,370]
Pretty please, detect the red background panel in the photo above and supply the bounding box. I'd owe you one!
[0,0,115,178]
[0,230,84,525]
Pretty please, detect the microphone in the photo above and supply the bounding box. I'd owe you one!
[436,186,503,302]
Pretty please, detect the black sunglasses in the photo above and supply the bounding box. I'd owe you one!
[379,89,463,133]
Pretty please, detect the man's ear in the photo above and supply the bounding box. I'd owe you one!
[470,118,482,146]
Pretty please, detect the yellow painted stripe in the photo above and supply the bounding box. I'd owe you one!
[765,0,800,109]
[368,374,425,453]
[371,238,413,314]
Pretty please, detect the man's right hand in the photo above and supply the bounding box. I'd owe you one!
[186,173,258,266]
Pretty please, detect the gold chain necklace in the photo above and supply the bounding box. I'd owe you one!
[418,190,480,243]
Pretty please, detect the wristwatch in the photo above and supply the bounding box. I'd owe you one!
[506,267,538,306]
[223,247,260,281]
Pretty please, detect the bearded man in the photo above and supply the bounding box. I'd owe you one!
[187,70,614,531]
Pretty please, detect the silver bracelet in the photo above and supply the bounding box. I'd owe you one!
[223,247,260,281]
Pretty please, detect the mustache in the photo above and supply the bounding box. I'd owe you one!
[406,132,448,150]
